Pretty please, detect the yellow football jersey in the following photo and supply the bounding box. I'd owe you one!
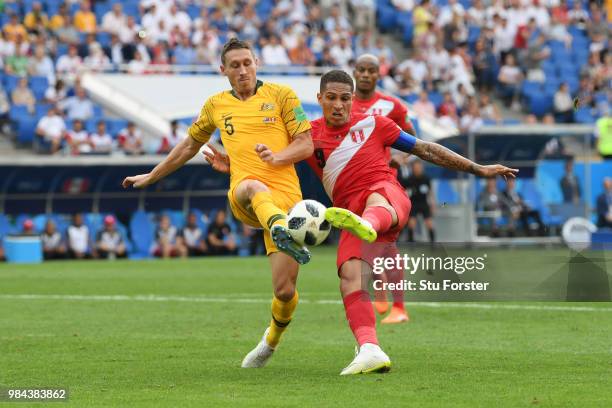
[189,80,311,195]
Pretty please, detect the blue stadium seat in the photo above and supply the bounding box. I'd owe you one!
[35,103,52,118]
[161,210,186,230]
[96,32,112,48]
[529,94,552,117]
[9,105,30,120]
[0,214,15,238]
[377,6,397,33]
[402,93,419,104]
[106,119,129,137]
[428,91,443,109]
[574,107,596,124]
[129,211,154,258]
[436,180,459,205]
[17,117,38,144]
[186,4,201,19]
[4,75,21,93]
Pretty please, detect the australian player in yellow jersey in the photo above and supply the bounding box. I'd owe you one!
[122,38,316,368]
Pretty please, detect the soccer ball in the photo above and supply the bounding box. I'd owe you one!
[287,200,331,246]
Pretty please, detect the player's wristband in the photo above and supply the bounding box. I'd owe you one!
[391,130,417,153]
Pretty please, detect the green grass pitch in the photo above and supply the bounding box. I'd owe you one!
[1,247,611,407]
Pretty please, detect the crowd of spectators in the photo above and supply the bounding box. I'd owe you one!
[0,0,610,154]
[382,0,610,128]
[1,208,265,262]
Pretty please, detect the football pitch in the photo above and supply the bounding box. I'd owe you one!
[1,247,610,407]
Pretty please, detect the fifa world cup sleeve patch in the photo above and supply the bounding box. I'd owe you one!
[293,106,307,122]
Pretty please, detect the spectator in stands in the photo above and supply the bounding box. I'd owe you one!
[35,106,66,154]
[0,84,9,132]
[587,8,607,54]
[595,115,612,160]
[21,219,36,235]
[28,45,55,85]
[4,45,29,77]
[127,50,147,74]
[261,35,291,66]
[42,219,66,260]
[74,1,97,34]
[596,178,612,229]
[24,2,49,36]
[158,119,186,153]
[118,122,144,155]
[525,33,550,83]
[84,43,112,71]
[289,37,316,66]
[207,210,237,256]
[237,224,264,256]
[65,119,92,155]
[11,77,35,114]
[181,212,208,256]
[90,120,114,154]
[413,90,436,117]
[497,54,523,110]
[554,83,574,123]
[472,37,496,92]
[101,3,127,36]
[437,91,459,127]
[413,0,433,40]
[315,47,335,67]
[56,45,83,80]
[428,40,450,88]
[49,3,79,44]
[96,215,126,259]
[2,13,27,43]
[479,93,502,124]
[44,79,68,105]
[60,86,94,121]
[493,14,514,62]
[547,13,572,49]
[560,158,581,204]
[118,15,141,45]
[459,100,484,133]
[477,178,505,237]
[568,1,589,30]
[173,35,197,65]
[324,4,351,33]
[397,69,421,96]
[503,178,545,236]
[67,213,91,259]
[166,3,192,35]
[153,215,187,258]
[330,36,354,69]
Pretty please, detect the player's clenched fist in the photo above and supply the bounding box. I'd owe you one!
[122,174,153,189]
[255,143,279,166]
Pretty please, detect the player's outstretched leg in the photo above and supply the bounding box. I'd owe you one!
[249,187,310,264]
[339,260,391,375]
[381,246,409,324]
[325,207,377,243]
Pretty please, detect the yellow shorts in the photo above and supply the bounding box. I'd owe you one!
[228,181,301,255]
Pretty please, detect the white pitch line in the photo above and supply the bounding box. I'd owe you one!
[0,294,611,313]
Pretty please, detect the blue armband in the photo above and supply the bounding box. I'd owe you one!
[391,130,417,153]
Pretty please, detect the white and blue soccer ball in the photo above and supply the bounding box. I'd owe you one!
[287,200,331,246]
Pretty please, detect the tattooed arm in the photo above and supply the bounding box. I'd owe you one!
[410,139,518,179]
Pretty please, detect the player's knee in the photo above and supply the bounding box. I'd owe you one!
[273,285,295,302]
[243,179,269,200]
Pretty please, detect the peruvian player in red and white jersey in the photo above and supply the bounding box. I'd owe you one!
[352,54,415,135]
[306,70,516,373]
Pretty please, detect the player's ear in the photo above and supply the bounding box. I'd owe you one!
[220,63,226,75]
[317,92,322,105]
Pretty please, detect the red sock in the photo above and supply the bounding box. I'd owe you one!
[387,268,405,310]
[384,245,404,310]
[362,206,393,234]
[343,290,378,346]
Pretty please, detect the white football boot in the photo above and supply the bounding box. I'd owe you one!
[241,328,275,368]
[340,343,391,375]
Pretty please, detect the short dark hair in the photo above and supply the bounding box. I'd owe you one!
[320,70,354,93]
[221,38,253,64]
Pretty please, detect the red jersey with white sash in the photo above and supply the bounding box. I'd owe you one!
[352,91,414,133]
[307,114,405,208]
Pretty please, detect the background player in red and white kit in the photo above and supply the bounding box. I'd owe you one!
[352,54,415,322]
[352,54,415,136]
[310,70,517,374]
[204,70,517,375]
